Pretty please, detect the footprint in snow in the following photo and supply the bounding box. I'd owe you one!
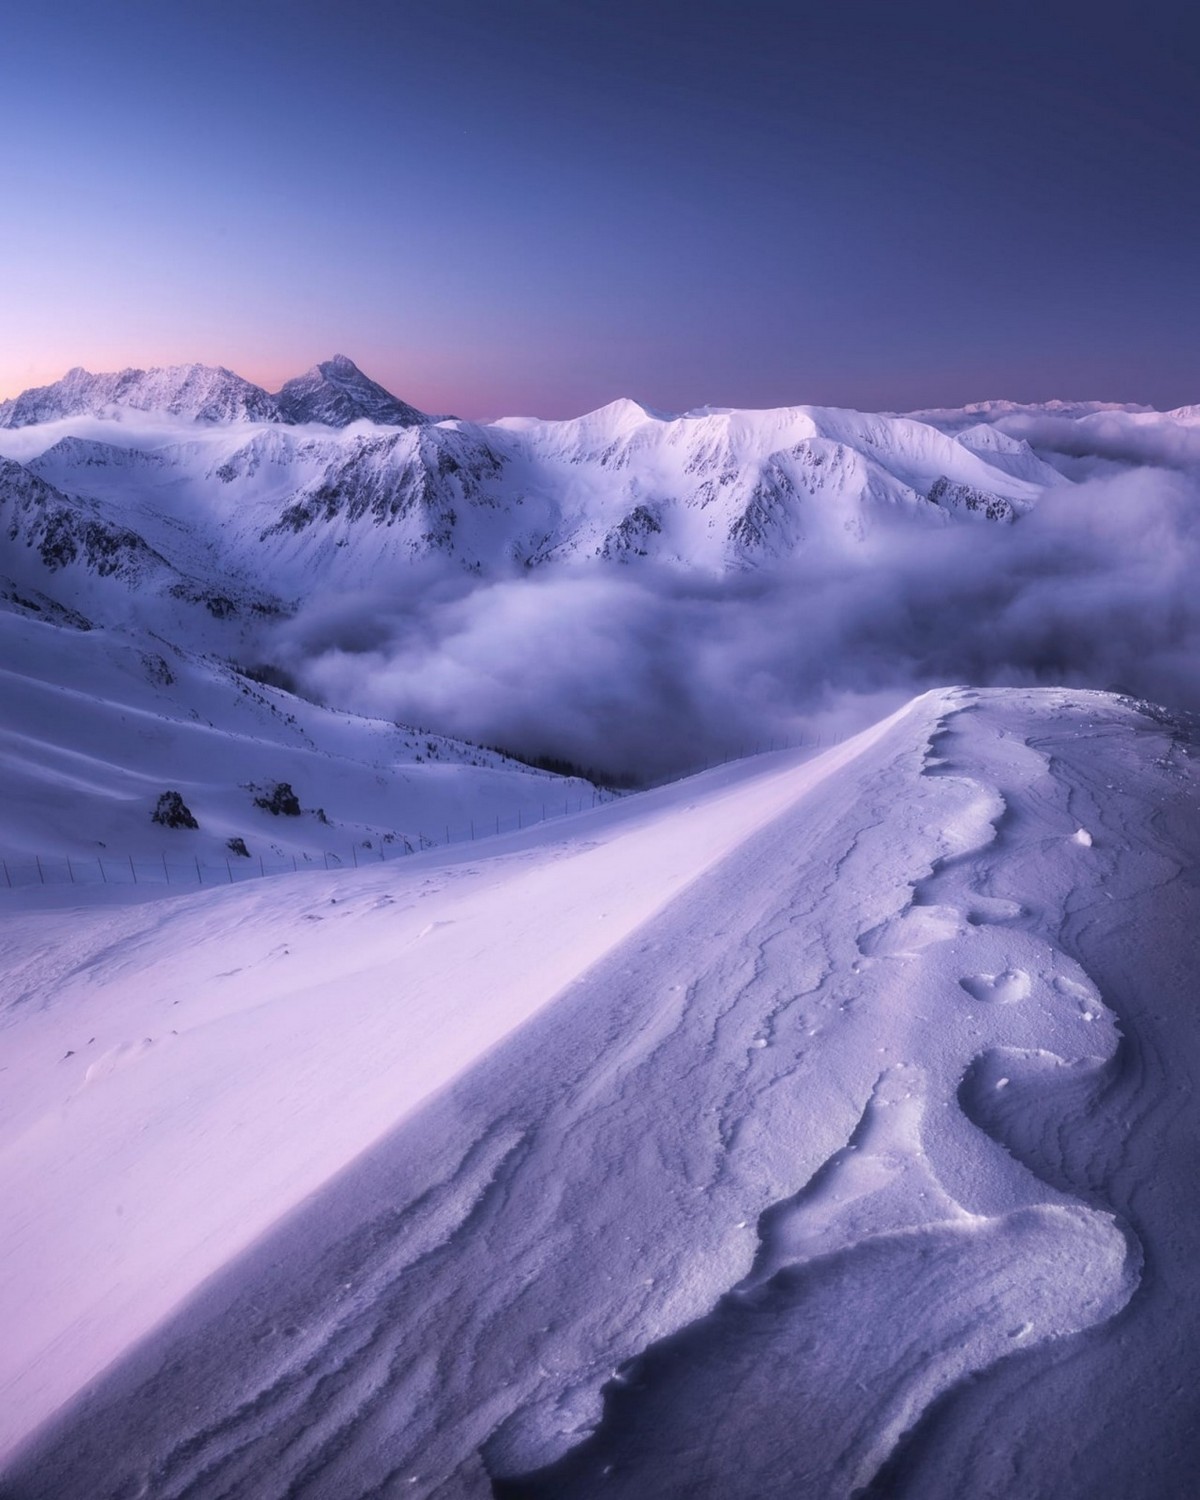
[960,968,1032,1005]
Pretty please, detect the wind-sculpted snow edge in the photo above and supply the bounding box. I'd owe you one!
[5,687,1193,1500]
[489,692,1142,1497]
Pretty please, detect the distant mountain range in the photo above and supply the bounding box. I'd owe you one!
[0,357,1085,623]
[1,353,1195,726]
[0,355,436,430]
[5,354,1199,636]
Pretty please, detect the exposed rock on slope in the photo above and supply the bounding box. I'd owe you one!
[0,458,170,582]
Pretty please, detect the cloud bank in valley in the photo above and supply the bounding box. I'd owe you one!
[269,440,1200,782]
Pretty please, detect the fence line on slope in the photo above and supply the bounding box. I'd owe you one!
[0,787,611,893]
[1,731,838,894]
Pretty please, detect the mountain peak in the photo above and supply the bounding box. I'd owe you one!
[0,363,279,428]
[274,357,431,428]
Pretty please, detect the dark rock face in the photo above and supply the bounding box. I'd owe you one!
[928,475,1015,523]
[0,459,168,580]
[151,791,198,829]
[254,782,301,816]
[600,504,663,559]
[274,356,432,429]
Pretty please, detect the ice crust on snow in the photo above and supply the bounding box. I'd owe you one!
[4,685,1198,1499]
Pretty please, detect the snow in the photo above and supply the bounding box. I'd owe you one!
[274,355,432,428]
[0,364,281,428]
[4,683,1199,1498]
[5,361,1200,1496]
[0,357,430,431]
[0,608,597,871]
[0,701,908,1464]
[1,364,1056,601]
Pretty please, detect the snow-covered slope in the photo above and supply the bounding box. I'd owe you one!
[951,422,1064,484]
[0,606,597,878]
[3,685,1200,1498]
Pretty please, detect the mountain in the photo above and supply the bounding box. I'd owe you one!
[0,357,432,431]
[904,398,1157,432]
[0,374,1056,616]
[489,400,1042,565]
[0,456,170,587]
[0,364,281,427]
[274,354,433,427]
[4,685,1200,1498]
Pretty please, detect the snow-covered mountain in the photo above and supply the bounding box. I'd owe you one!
[275,354,435,427]
[0,356,435,431]
[0,363,282,427]
[4,685,1200,1499]
[0,361,1066,621]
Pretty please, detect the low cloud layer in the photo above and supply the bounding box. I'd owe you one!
[268,449,1200,783]
[998,410,1200,472]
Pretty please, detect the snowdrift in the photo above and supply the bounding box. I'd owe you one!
[4,685,1200,1497]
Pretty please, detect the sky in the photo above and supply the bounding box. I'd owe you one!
[2,0,1198,418]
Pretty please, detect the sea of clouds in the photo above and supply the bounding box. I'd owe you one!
[270,416,1200,782]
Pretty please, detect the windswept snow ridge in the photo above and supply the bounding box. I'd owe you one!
[5,685,1197,1498]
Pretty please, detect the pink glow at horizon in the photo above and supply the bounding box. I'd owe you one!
[0,349,549,424]
[2,2,1198,430]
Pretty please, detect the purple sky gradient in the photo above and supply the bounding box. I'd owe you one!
[3,0,1198,418]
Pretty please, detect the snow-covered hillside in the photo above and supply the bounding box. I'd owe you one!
[3,685,1199,1498]
[0,606,599,879]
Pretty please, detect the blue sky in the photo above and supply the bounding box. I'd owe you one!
[2,0,1198,415]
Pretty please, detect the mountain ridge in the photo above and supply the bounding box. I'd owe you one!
[0,356,435,431]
